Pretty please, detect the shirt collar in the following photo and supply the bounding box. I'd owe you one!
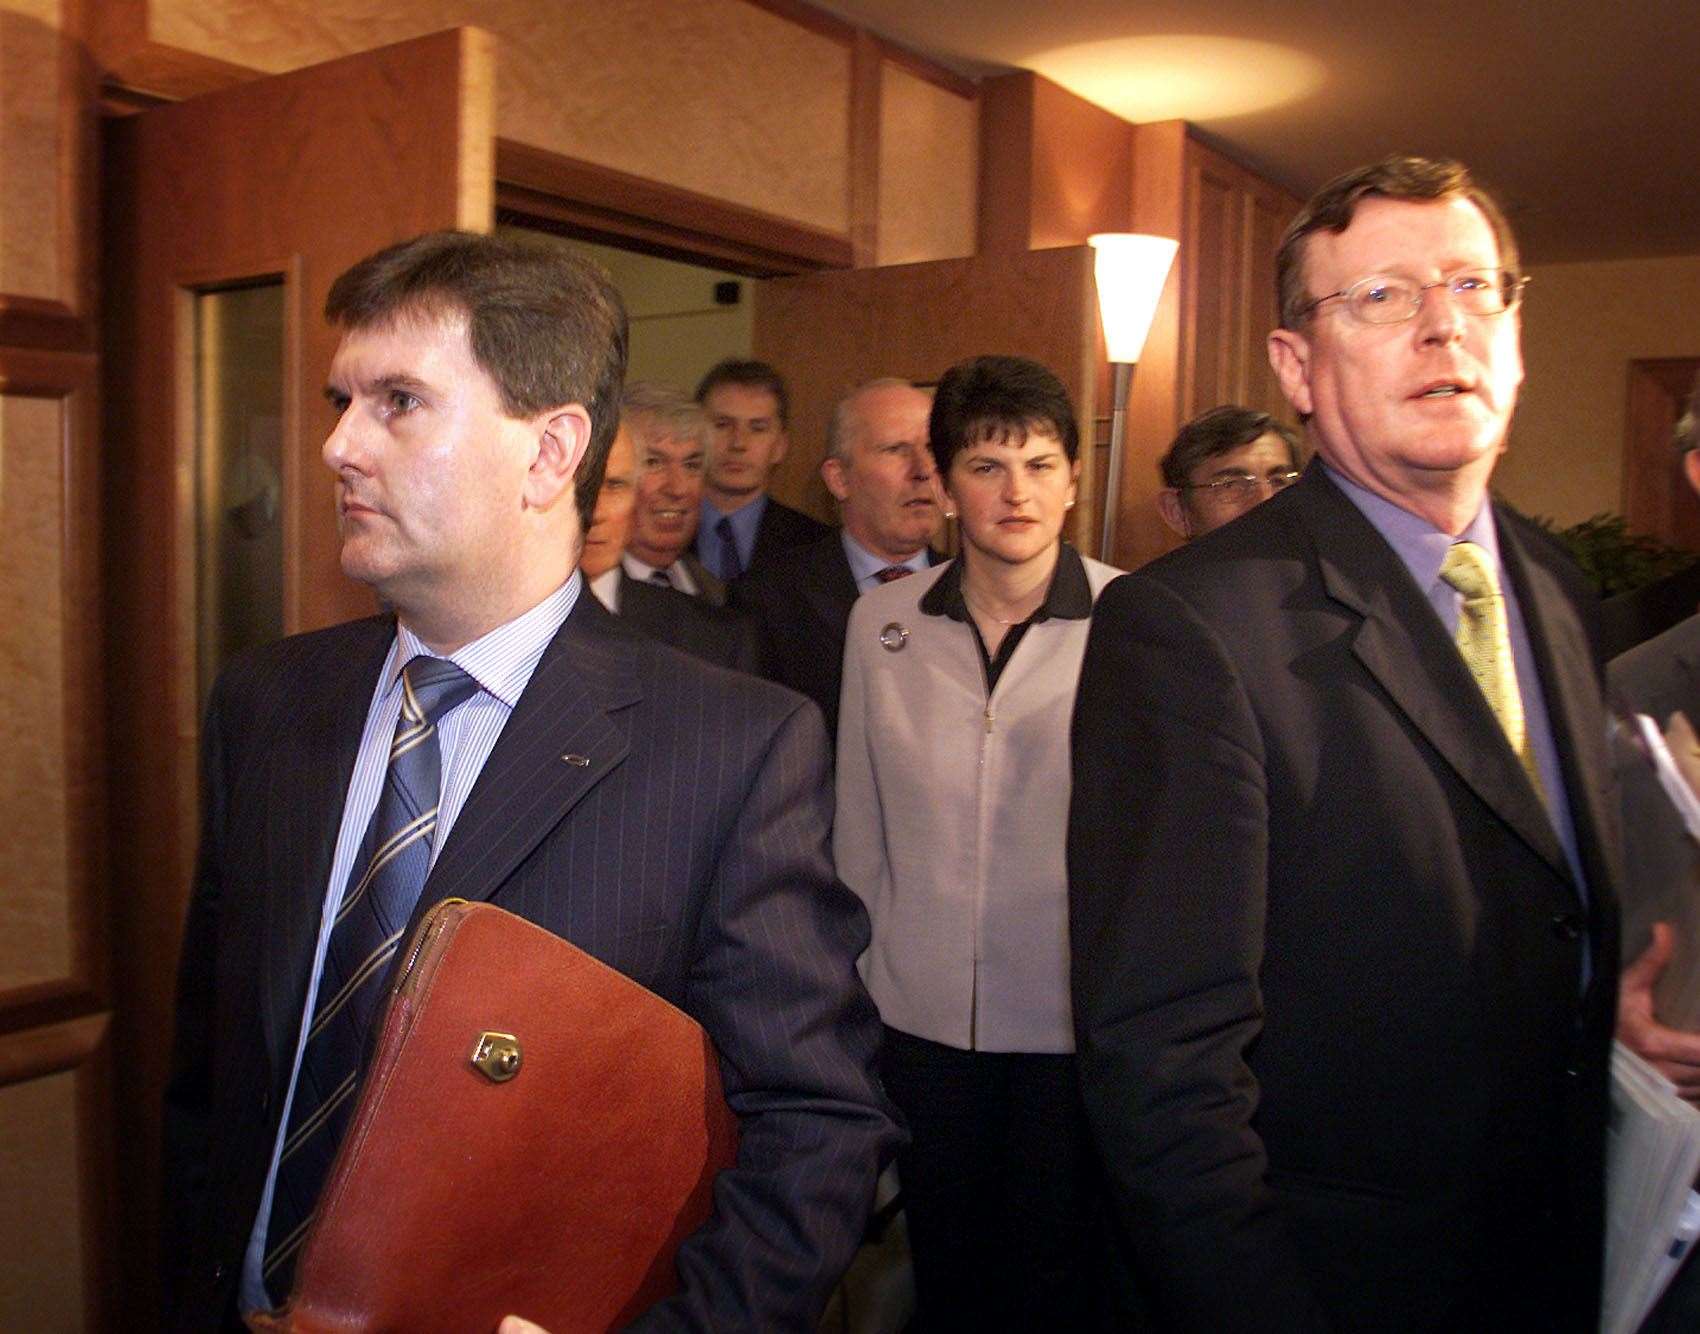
[920,541,1092,623]
[1322,463,1498,598]
[385,573,580,710]
[841,531,930,586]
[588,565,621,613]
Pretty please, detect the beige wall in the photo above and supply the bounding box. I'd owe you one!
[558,236,754,392]
[1500,253,1700,525]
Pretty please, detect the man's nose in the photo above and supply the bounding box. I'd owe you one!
[1414,282,1467,345]
[323,409,362,474]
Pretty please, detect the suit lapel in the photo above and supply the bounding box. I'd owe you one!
[802,535,858,634]
[1498,515,1622,906]
[259,620,395,1073]
[412,593,639,927]
[1299,475,1574,885]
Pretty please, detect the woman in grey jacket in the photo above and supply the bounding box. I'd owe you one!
[835,355,1121,1330]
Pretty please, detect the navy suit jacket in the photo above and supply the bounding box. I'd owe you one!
[1070,466,1621,1332]
[163,590,899,1331]
[619,571,761,675]
[732,533,942,741]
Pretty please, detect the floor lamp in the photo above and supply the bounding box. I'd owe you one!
[1089,233,1179,562]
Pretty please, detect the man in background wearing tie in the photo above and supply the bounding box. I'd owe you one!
[733,378,941,739]
[1071,156,1625,1330]
[161,230,897,1330]
[694,357,831,583]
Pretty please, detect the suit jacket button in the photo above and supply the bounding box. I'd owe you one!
[1550,912,1583,941]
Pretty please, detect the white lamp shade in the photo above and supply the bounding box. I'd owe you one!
[1089,233,1179,364]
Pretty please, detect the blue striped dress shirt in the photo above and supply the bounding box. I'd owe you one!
[241,573,580,1311]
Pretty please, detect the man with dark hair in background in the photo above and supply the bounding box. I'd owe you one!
[693,357,831,582]
[1156,404,1303,540]
[733,377,941,737]
[1072,156,1624,1330]
[162,229,897,1331]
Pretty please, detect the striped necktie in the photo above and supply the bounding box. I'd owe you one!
[875,565,914,584]
[1439,541,1546,801]
[262,654,479,1300]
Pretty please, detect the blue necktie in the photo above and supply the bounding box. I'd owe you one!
[715,515,744,581]
[262,654,479,1300]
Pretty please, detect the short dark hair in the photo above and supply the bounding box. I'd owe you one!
[928,355,1078,477]
[325,229,628,524]
[693,358,789,426]
[1678,370,1700,456]
[1275,156,1520,330]
[1160,405,1302,488]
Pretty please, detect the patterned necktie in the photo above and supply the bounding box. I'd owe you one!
[1438,541,1546,800]
[263,654,479,1300]
[648,568,673,589]
[715,515,744,581]
[875,565,914,584]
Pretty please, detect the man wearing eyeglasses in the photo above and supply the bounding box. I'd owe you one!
[1156,405,1304,540]
[1072,157,1623,1330]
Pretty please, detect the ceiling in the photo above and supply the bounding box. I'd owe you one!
[815,0,1699,265]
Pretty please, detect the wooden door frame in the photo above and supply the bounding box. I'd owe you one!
[1624,356,1700,551]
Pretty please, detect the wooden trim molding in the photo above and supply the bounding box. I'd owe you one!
[0,298,92,355]
[872,35,977,100]
[0,1011,109,1088]
[497,141,852,275]
[848,31,882,267]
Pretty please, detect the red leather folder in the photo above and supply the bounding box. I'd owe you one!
[248,899,739,1333]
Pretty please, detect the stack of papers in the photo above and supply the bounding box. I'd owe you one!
[1603,1043,1700,1334]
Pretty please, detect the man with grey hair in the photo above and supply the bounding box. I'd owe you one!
[733,378,941,738]
[620,382,726,603]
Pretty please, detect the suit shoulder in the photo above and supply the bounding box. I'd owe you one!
[766,499,834,543]
[212,616,390,705]
[629,617,813,720]
[1609,613,1700,716]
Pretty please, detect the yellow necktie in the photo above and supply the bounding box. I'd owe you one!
[1438,541,1545,801]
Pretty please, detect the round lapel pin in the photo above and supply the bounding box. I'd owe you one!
[879,622,909,653]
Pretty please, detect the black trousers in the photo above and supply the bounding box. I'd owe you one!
[880,1026,1103,1333]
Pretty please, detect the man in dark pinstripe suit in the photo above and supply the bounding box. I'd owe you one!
[162,230,899,1331]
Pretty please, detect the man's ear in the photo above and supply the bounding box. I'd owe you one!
[1156,487,1192,539]
[821,455,850,502]
[524,404,593,511]
[1683,449,1700,501]
[1267,328,1315,419]
[771,428,790,466]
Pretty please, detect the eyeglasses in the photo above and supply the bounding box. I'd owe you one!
[1183,470,1301,502]
[1299,268,1529,325]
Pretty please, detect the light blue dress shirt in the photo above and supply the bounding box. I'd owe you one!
[697,493,767,580]
[842,531,931,594]
[240,574,580,1311]
[1324,464,1585,894]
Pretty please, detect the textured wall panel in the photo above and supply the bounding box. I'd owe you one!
[877,65,976,265]
[150,0,852,233]
[0,393,70,992]
[0,1070,86,1331]
[0,0,65,302]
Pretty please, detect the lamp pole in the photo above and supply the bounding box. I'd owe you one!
[1088,233,1179,565]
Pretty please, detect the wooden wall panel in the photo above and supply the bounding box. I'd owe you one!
[133,0,853,235]
[977,71,1132,255]
[0,0,91,315]
[877,62,977,266]
[0,394,72,991]
[753,247,1100,553]
[0,1069,88,1330]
